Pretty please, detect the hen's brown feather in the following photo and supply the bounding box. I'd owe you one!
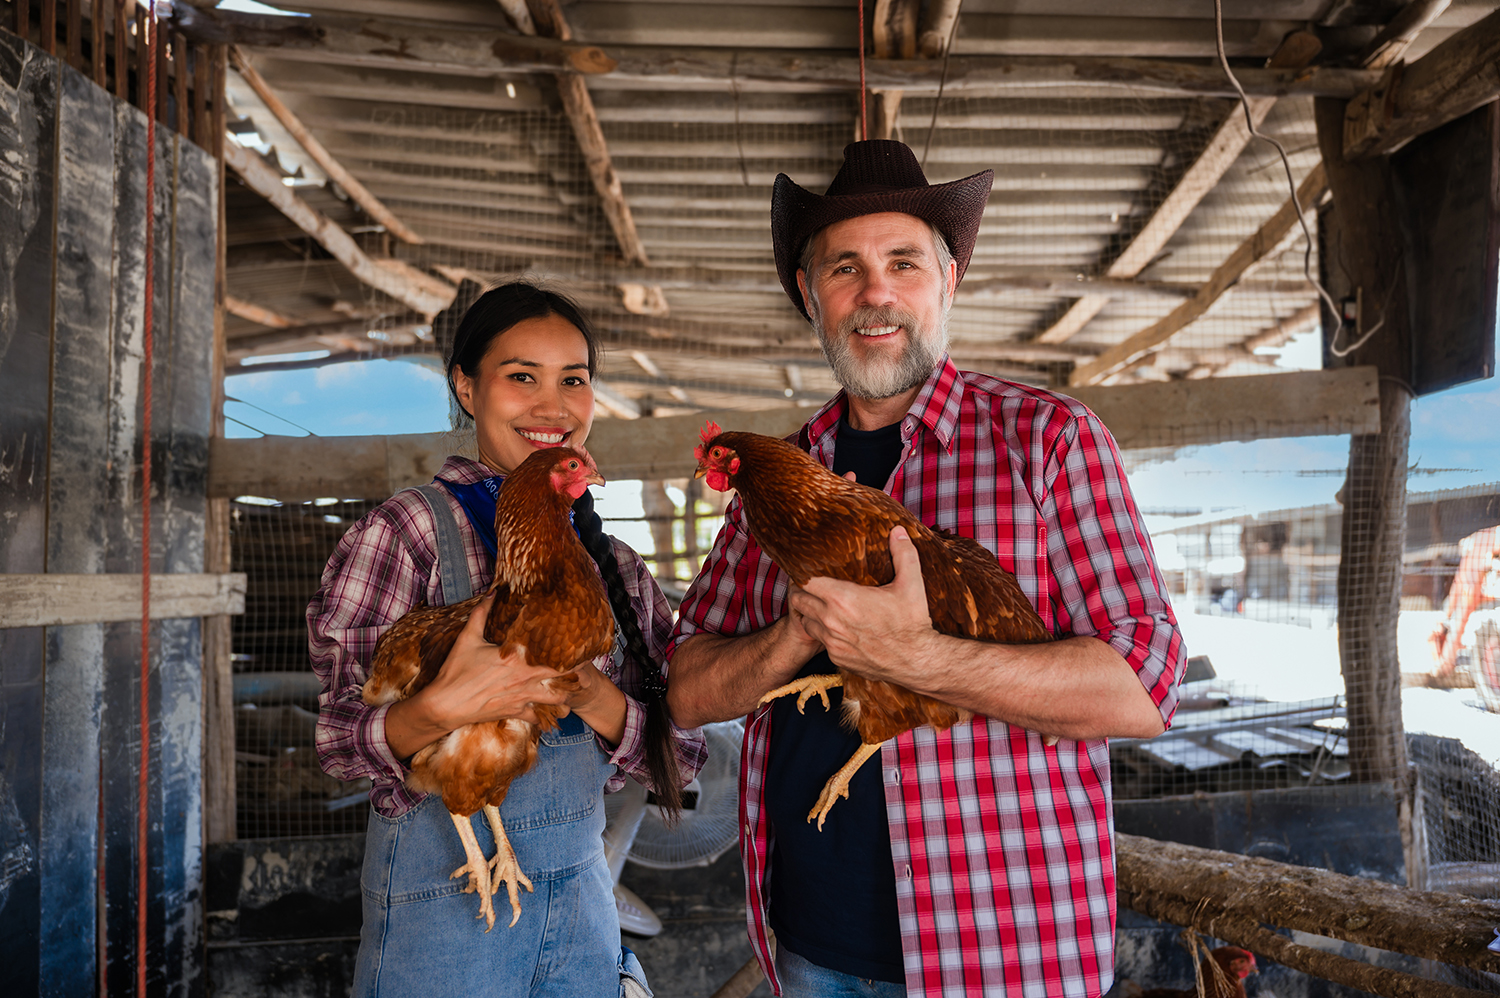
[706,430,1051,745]
[362,448,614,817]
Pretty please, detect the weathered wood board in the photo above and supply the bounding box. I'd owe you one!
[0,34,219,998]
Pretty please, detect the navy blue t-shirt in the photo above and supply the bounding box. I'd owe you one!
[765,417,906,982]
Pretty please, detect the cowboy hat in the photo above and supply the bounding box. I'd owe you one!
[771,139,993,320]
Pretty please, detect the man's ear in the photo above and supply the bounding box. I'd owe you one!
[796,268,810,305]
[944,259,958,311]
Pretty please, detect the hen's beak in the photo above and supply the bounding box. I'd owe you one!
[585,471,606,487]
[693,467,707,480]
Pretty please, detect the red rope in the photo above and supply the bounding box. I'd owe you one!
[857,0,867,140]
[138,5,157,996]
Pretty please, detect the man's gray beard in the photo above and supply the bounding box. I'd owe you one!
[813,304,948,400]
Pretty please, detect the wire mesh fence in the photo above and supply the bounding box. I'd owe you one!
[219,66,1499,903]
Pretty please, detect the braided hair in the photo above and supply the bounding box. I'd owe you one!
[445,282,684,821]
[573,490,684,822]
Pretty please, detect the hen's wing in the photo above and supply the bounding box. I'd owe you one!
[925,530,1051,644]
[363,592,488,706]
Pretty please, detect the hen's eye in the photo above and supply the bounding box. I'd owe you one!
[568,461,578,469]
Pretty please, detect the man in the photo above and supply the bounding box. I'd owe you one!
[666,140,1184,997]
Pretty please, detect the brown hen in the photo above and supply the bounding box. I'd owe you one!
[362,447,614,930]
[693,423,1053,828]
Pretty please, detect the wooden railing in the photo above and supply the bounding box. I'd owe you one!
[5,0,225,155]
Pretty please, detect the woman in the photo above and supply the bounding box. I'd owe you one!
[308,283,705,997]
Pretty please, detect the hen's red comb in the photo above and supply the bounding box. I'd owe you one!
[694,421,722,463]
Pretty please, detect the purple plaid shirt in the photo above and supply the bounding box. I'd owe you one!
[308,455,707,817]
[669,358,1184,997]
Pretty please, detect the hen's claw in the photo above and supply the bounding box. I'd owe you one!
[760,673,844,713]
[447,811,498,930]
[807,741,882,830]
[481,804,533,928]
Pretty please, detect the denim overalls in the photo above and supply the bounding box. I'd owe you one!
[351,485,650,997]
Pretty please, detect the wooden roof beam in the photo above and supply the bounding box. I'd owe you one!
[177,7,1382,100]
[1068,163,1327,386]
[1035,31,1319,345]
[229,46,425,245]
[497,0,649,266]
[222,140,456,317]
[1344,4,1500,158]
[224,294,295,329]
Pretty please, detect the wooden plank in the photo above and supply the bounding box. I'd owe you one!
[65,0,79,69]
[173,32,187,136]
[207,368,1379,499]
[919,0,961,58]
[1068,162,1327,385]
[38,61,118,997]
[91,0,105,88]
[0,28,56,997]
[40,0,53,55]
[1390,102,1500,395]
[221,139,455,315]
[0,574,248,628]
[112,0,125,100]
[1345,6,1500,159]
[228,46,424,244]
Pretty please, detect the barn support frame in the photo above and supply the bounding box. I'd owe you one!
[0,32,219,996]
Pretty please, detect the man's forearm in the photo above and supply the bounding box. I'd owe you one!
[896,632,1167,740]
[666,619,817,728]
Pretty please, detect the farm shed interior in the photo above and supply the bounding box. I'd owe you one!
[2,0,1500,995]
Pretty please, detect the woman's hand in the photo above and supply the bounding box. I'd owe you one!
[558,658,628,747]
[383,593,575,760]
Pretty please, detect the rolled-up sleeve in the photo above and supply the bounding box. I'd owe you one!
[668,495,789,659]
[307,505,431,805]
[1041,410,1185,727]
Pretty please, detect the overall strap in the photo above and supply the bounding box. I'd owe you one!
[408,484,473,605]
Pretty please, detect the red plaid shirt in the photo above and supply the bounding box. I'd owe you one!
[308,456,707,817]
[668,358,1184,997]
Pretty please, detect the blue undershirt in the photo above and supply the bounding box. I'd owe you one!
[765,416,907,983]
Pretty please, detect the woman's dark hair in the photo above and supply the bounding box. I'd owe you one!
[446,282,600,422]
[573,491,685,822]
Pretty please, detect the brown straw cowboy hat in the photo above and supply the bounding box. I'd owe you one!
[771,139,994,321]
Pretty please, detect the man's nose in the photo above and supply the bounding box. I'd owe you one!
[855,271,897,308]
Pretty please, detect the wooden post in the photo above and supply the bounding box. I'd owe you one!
[1313,98,1413,791]
[204,40,235,844]
[113,0,126,101]
[41,0,54,54]
[91,0,105,88]
[173,34,187,137]
[13,0,29,42]
[154,16,167,124]
[66,0,80,69]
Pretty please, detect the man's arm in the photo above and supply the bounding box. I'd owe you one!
[666,611,823,728]
[791,527,1167,741]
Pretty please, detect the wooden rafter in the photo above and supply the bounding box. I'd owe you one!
[1068,163,1326,386]
[496,0,649,266]
[222,140,456,317]
[172,10,1383,101]
[1037,32,1319,346]
[229,46,425,245]
[870,0,920,140]
[1344,5,1500,159]
[224,294,295,328]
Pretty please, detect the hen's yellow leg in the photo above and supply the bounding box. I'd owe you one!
[447,811,498,931]
[759,673,843,713]
[808,742,883,831]
[481,804,533,928]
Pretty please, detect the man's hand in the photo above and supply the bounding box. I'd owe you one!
[790,526,938,684]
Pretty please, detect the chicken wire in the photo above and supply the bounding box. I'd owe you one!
[221,76,1498,896]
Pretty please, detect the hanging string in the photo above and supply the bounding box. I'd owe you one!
[857,0,867,140]
[138,3,159,995]
[921,0,964,169]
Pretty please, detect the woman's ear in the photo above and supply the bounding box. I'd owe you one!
[451,367,476,417]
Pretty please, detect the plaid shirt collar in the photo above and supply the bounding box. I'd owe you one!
[803,354,966,456]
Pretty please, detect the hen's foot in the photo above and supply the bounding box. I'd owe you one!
[808,741,882,831]
[482,804,533,928]
[447,811,498,931]
[759,673,844,713]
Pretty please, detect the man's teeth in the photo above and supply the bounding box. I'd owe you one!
[520,430,566,443]
[857,325,899,337]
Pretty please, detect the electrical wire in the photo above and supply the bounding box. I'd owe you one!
[223,394,319,436]
[1212,0,1346,348]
